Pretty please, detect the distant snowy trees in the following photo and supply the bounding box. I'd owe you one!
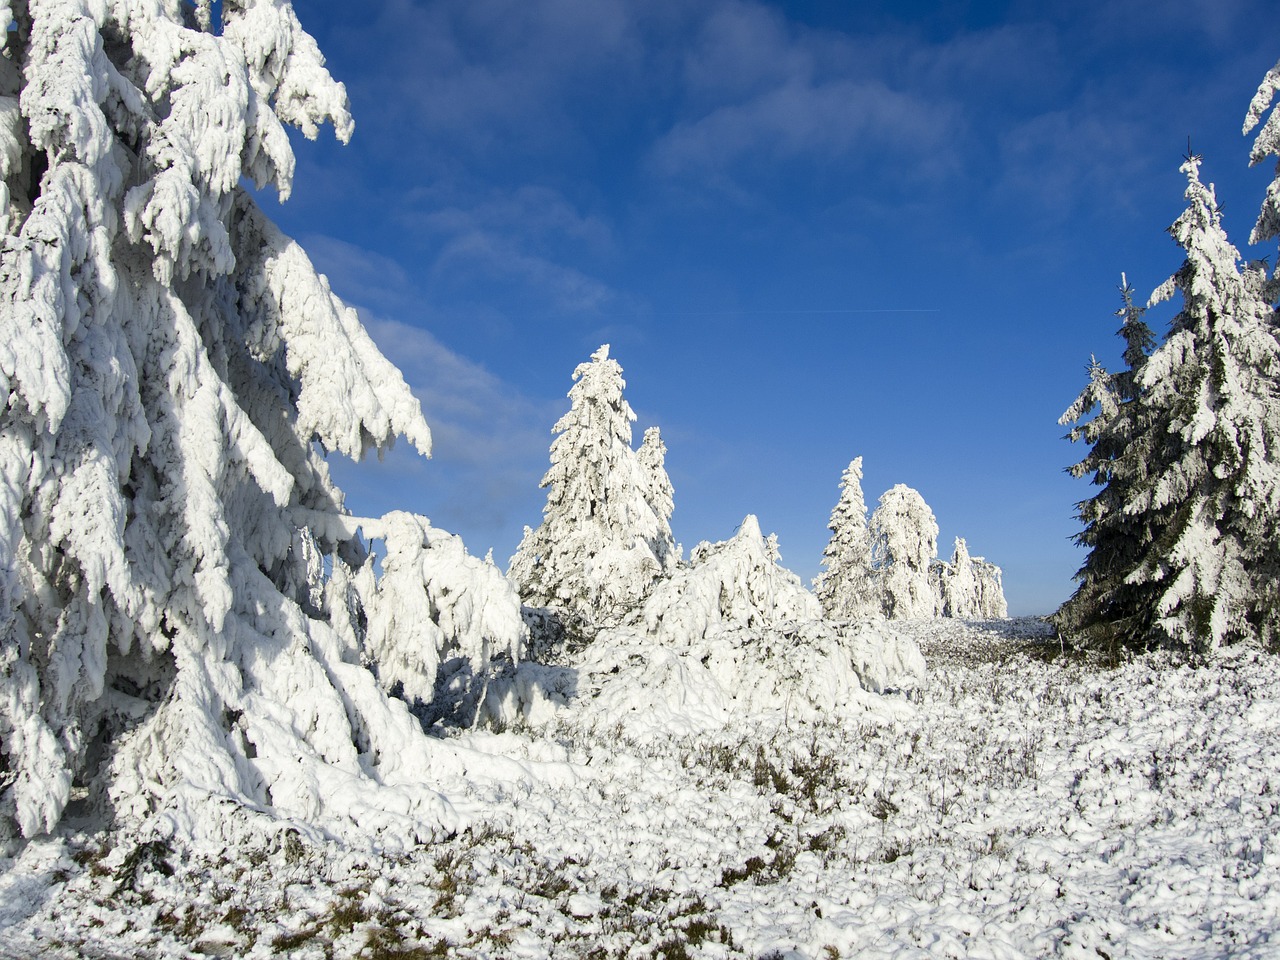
[1059,59,1280,653]
[508,345,678,639]
[933,538,1008,619]
[816,465,1007,621]
[814,458,879,620]
[0,0,521,842]
[869,485,940,619]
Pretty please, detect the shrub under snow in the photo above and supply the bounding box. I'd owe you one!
[643,515,821,643]
[485,516,925,736]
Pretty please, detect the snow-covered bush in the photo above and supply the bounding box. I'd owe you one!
[483,515,925,736]
[643,515,820,643]
[337,512,524,710]
[0,0,520,843]
[509,346,678,637]
[868,485,939,619]
[484,618,924,738]
[814,457,880,620]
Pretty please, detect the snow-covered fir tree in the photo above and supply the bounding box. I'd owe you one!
[868,484,938,619]
[637,426,678,571]
[933,538,978,617]
[972,556,1008,619]
[1061,155,1280,652]
[509,345,678,638]
[814,457,879,620]
[0,0,522,843]
[1055,279,1158,646]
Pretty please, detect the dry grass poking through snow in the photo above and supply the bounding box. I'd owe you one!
[2,618,1278,959]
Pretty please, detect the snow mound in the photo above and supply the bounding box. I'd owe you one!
[642,515,821,642]
[486,619,924,738]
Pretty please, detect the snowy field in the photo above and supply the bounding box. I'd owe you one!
[1,618,1278,960]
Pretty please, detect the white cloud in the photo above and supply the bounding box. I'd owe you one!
[429,230,618,314]
[650,76,952,179]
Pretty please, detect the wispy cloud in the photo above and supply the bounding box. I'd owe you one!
[327,312,556,556]
[650,77,952,180]
[411,184,624,316]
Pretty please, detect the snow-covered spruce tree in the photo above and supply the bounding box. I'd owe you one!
[1062,156,1280,653]
[814,457,879,620]
[868,484,938,619]
[933,538,977,617]
[1055,279,1157,646]
[509,345,678,639]
[0,0,522,844]
[637,426,678,571]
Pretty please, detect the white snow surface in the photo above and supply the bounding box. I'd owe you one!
[2,618,1278,959]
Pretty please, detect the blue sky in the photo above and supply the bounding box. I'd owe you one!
[267,0,1277,615]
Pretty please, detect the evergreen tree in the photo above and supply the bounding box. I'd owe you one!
[0,0,521,842]
[934,538,978,617]
[637,426,678,570]
[868,484,938,619]
[972,555,1009,619]
[814,457,879,620]
[1061,156,1280,653]
[509,345,677,636]
[1055,279,1158,646]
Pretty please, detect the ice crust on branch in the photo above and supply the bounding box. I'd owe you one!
[509,345,678,633]
[1245,58,1280,245]
[0,0,521,844]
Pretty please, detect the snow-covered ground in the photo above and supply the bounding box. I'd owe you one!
[2,618,1278,959]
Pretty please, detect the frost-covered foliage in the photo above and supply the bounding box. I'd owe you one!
[0,0,520,843]
[814,457,879,620]
[1060,157,1280,653]
[509,346,678,635]
[1245,57,1280,245]
[642,515,820,644]
[932,538,1008,619]
[8,621,1280,960]
[868,484,939,619]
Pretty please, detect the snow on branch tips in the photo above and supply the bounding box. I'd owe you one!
[0,0,517,845]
